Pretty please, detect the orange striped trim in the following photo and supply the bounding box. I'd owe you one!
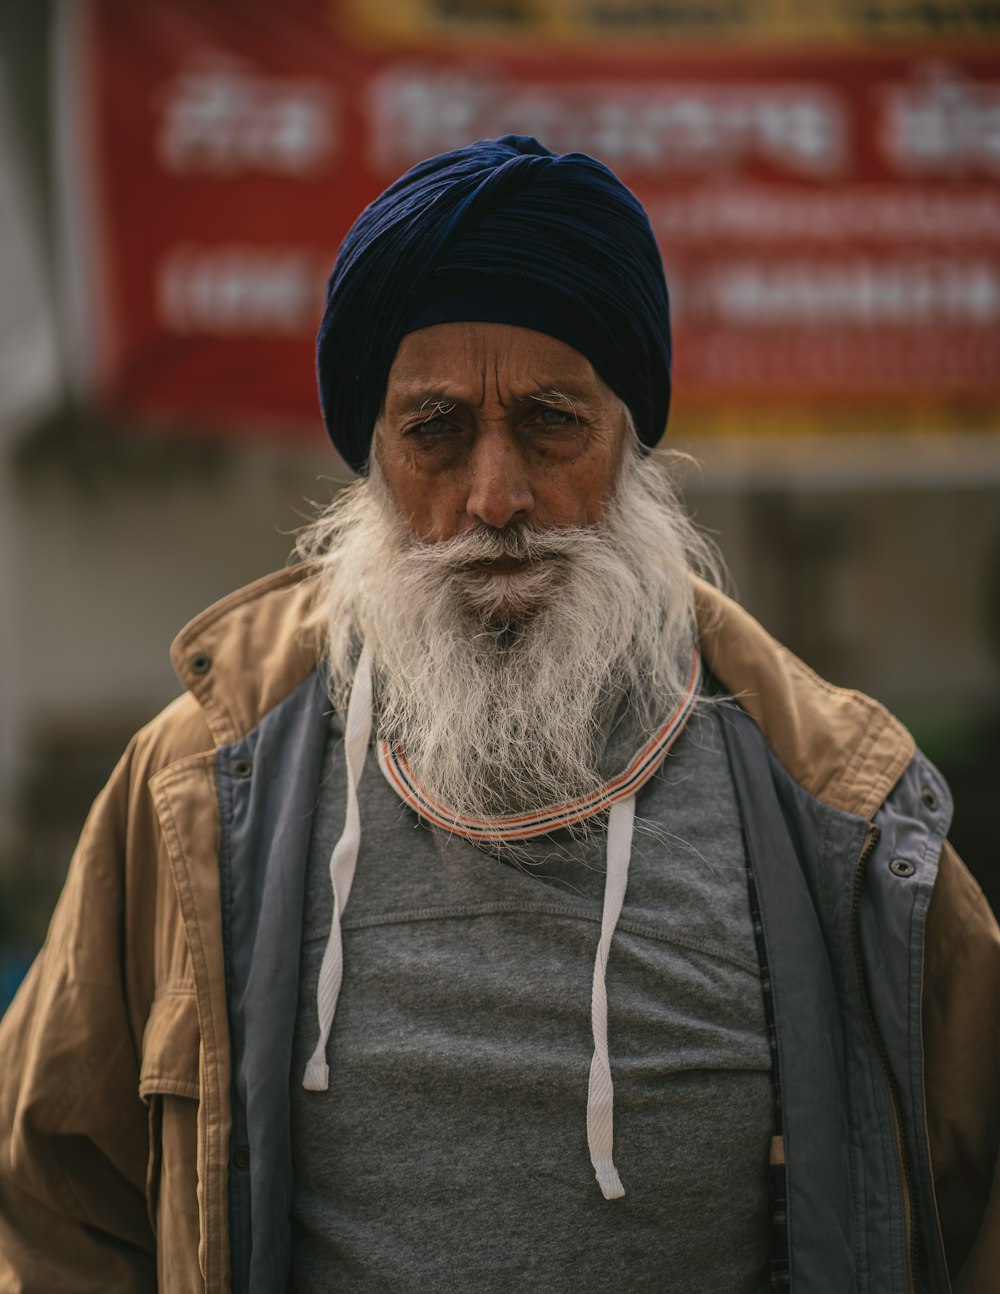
[376,650,702,842]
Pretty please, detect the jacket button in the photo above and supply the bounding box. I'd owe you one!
[889,858,916,878]
[234,1146,251,1171]
[190,653,212,676]
[232,758,253,779]
[920,788,939,812]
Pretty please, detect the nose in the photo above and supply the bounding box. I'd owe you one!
[465,428,533,530]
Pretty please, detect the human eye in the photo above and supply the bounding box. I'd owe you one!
[403,400,463,440]
[411,416,451,435]
[526,403,580,436]
[400,416,453,446]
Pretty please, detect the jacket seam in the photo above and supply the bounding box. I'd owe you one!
[140,1078,200,1099]
[151,761,226,1294]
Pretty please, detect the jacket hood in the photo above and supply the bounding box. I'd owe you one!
[171,564,915,824]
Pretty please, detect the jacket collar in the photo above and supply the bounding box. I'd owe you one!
[171,565,321,749]
[693,580,914,821]
[171,565,914,824]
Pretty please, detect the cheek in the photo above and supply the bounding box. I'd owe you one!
[394,476,467,542]
[376,445,436,535]
[546,460,618,528]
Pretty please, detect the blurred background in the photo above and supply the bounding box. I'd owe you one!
[1,0,998,1007]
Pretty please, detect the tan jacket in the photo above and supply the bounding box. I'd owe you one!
[0,567,997,1292]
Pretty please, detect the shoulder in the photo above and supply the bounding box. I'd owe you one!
[81,565,324,847]
[923,841,1000,1284]
[693,578,914,821]
[167,564,323,748]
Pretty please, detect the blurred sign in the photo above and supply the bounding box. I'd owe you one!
[64,0,1000,442]
[345,0,1000,45]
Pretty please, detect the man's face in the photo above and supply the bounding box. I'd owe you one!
[375,322,629,549]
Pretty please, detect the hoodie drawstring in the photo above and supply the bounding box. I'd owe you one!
[304,642,689,1201]
[302,643,373,1092]
[587,793,634,1199]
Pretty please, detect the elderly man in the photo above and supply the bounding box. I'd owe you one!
[0,136,997,1293]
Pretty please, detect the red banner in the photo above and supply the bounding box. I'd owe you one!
[65,0,1000,444]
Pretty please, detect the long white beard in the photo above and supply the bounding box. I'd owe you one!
[299,444,713,823]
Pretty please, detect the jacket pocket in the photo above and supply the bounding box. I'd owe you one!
[139,988,201,1252]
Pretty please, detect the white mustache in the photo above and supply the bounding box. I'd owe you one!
[407,524,591,574]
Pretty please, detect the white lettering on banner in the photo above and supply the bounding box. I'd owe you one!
[882,63,1000,176]
[158,54,336,176]
[651,186,1000,243]
[369,68,847,178]
[706,260,1000,325]
[158,246,329,333]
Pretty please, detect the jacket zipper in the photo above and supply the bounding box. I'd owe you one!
[850,821,919,1293]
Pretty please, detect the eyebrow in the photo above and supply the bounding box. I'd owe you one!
[391,384,590,416]
[418,395,459,417]
[391,390,459,417]
[527,387,581,415]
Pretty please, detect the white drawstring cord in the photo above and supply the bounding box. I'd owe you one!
[303,643,373,1092]
[304,647,637,1199]
[587,793,635,1200]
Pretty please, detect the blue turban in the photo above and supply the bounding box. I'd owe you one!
[317,136,671,473]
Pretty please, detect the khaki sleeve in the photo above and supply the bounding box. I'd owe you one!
[0,743,156,1294]
[923,840,1000,1294]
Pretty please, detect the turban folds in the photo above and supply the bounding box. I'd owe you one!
[317,136,672,473]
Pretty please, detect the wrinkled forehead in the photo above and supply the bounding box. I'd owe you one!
[379,322,617,418]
